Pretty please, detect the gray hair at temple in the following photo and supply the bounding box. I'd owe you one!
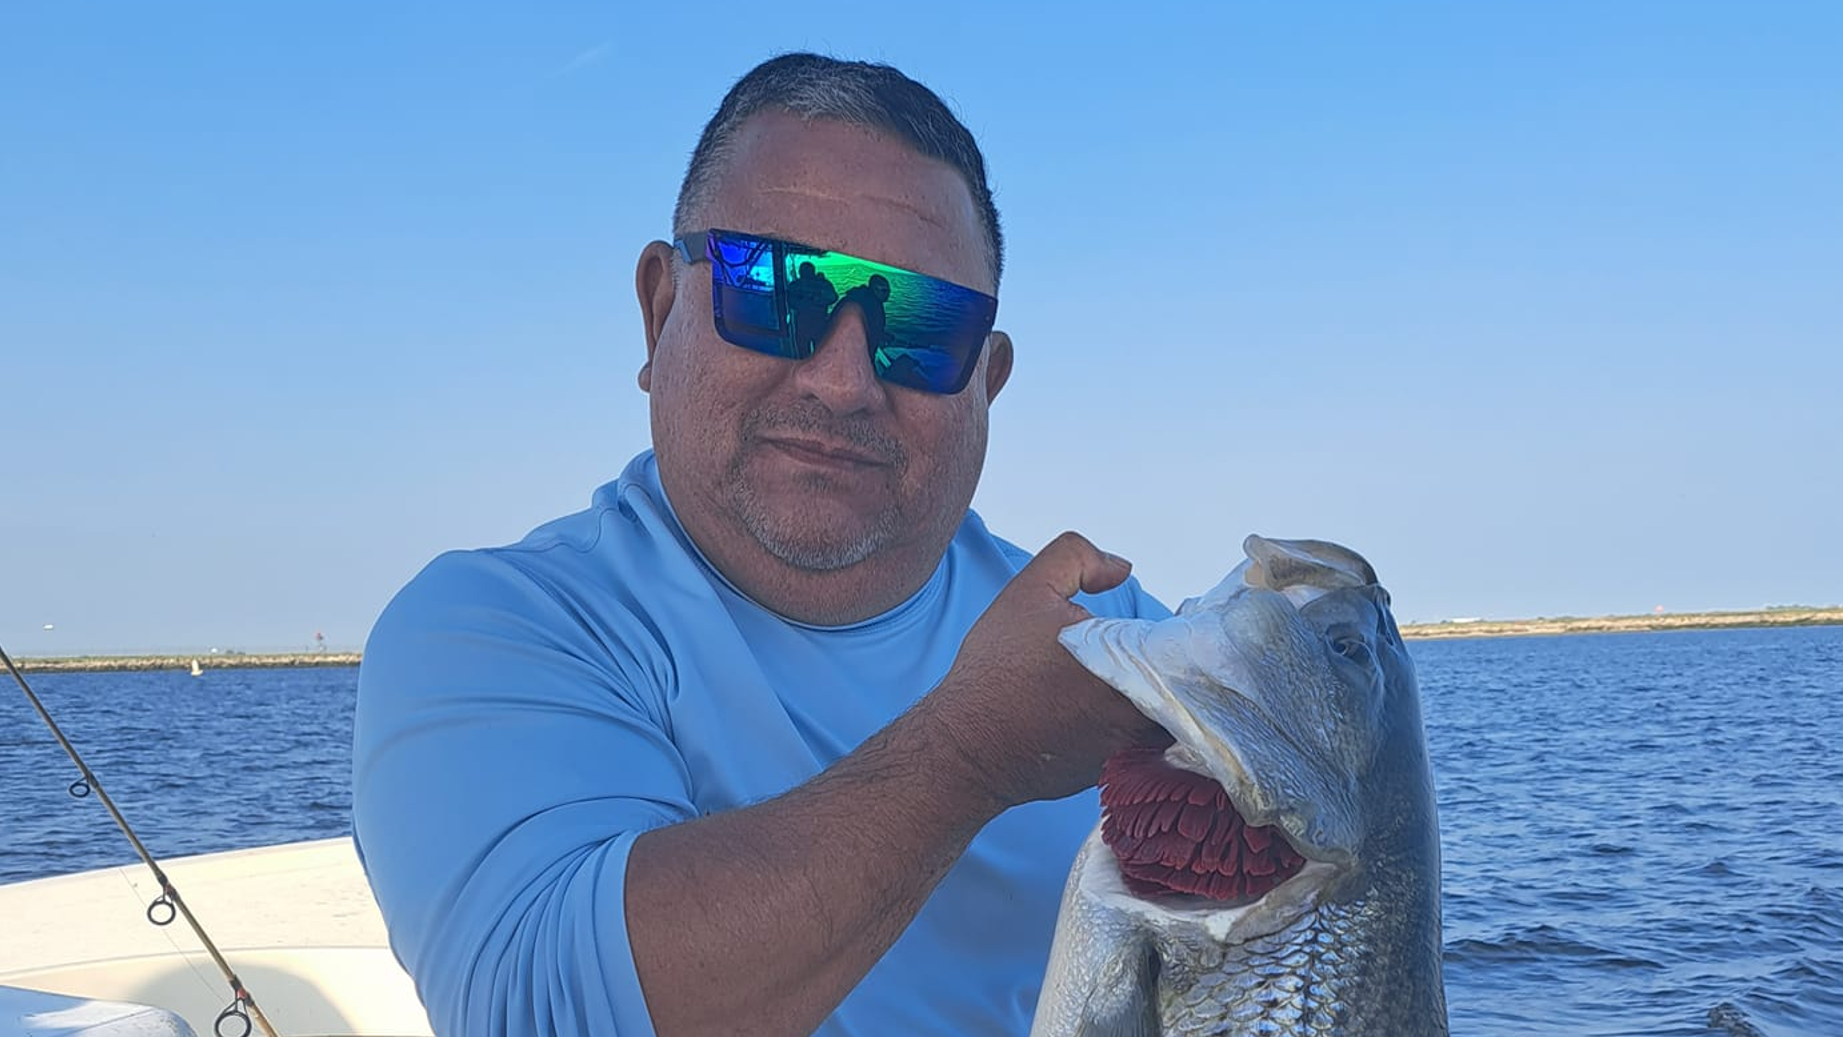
[673,52,1006,289]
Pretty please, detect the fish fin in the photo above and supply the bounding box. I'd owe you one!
[1243,534,1377,591]
[1072,942,1159,1037]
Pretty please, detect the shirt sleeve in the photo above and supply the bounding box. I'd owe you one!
[352,548,686,1037]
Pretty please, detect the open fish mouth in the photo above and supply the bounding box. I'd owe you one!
[1034,536,1447,1037]
[1061,537,1386,906]
[1077,737,1345,947]
[1098,745,1307,904]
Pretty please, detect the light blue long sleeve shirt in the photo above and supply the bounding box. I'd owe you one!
[352,451,1168,1036]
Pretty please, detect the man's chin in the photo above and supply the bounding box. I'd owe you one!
[734,496,898,573]
[727,455,905,572]
[743,515,888,572]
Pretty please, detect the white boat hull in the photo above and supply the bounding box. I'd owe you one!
[0,839,431,1037]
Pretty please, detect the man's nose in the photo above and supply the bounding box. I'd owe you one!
[791,303,883,410]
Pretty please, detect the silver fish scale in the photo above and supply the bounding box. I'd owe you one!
[1156,903,1374,1036]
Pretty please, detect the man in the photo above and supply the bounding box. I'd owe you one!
[785,260,837,353]
[353,53,1169,1037]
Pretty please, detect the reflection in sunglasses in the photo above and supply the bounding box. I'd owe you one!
[681,228,997,394]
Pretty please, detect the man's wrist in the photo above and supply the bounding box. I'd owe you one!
[894,677,1014,826]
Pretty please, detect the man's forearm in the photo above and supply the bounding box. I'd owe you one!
[624,692,1003,1037]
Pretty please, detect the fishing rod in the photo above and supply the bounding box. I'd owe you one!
[0,643,281,1037]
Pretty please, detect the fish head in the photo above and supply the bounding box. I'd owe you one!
[1060,534,1431,903]
[1037,536,1446,1034]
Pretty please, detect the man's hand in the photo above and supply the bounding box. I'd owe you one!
[628,531,1168,1037]
[926,531,1172,811]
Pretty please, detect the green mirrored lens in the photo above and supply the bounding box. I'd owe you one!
[704,231,997,394]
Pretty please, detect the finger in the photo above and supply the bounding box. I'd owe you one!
[1027,531,1133,600]
[1081,550,1133,595]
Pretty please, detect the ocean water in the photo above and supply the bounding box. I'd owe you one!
[3,626,1840,1036]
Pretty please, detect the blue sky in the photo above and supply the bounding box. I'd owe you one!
[3,2,1838,655]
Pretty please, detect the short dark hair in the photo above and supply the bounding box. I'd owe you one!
[674,52,1005,288]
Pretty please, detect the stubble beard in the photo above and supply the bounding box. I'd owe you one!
[727,403,909,572]
[732,479,899,571]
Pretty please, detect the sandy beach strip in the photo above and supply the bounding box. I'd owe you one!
[1397,606,1843,640]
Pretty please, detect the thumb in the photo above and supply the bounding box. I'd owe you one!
[1029,531,1134,600]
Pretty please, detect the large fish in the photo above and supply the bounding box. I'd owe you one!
[1031,535,1447,1036]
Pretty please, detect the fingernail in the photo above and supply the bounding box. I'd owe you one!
[1104,551,1131,568]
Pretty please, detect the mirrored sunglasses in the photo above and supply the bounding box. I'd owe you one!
[672,228,998,395]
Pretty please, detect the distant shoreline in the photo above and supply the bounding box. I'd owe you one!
[13,652,363,674]
[1396,606,1843,640]
[12,607,1842,673]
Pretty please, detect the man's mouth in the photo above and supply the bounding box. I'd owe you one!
[1098,745,1306,903]
[759,435,890,468]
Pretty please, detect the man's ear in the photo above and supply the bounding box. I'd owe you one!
[982,330,1014,403]
[635,240,679,393]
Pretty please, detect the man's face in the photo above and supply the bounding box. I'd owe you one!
[637,110,1011,621]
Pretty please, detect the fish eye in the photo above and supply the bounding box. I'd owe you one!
[1332,635,1373,667]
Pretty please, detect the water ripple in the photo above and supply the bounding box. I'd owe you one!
[1420,625,1843,1036]
[1,666,358,876]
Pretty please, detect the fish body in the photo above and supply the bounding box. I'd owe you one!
[1031,536,1447,1036]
